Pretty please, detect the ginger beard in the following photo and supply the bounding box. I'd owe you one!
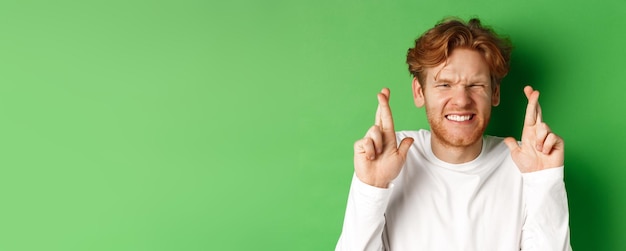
[415,49,498,150]
[425,104,491,148]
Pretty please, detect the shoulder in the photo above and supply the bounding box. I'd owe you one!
[484,135,509,150]
[395,129,431,148]
[483,135,513,159]
[395,129,430,157]
[396,129,430,140]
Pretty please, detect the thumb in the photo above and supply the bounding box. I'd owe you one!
[397,137,414,158]
[503,137,520,152]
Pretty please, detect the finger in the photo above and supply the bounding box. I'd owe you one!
[536,92,543,125]
[541,133,561,155]
[366,125,384,154]
[377,88,395,132]
[530,87,543,125]
[356,137,377,160]
[381,87,390,99]
[523,86,540,127]
[503,137,521,152]
[535,122,550,152]
[374,87,390,126]
[375,100,381,127]
[524,85,534,98]
[397,137,414,158]
[374,88,390,126]
[354,138,365,153]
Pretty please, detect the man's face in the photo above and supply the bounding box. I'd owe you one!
[412,48,500,148]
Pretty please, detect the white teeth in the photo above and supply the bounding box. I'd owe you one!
[447,115,472,121]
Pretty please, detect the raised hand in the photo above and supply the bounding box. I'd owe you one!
[504,86,564,173]
[353,88,414,188]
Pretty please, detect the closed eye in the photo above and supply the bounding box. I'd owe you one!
[468,84,486,88]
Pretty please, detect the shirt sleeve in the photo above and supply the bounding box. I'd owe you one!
[520,167,572,251]
[335,174,393,251]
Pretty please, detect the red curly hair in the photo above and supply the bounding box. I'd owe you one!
[406,18,513,87]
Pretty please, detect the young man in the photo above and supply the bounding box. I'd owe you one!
[335,18,572,250]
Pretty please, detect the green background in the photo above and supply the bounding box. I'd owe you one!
[0,0,624,250]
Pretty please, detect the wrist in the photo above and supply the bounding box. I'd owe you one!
[356,174,391,188]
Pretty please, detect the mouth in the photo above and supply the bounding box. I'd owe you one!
[445,114,474,122]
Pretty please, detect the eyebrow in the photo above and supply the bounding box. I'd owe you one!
[435,74,490,84]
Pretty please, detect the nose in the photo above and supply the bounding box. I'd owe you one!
[451,87,472,107]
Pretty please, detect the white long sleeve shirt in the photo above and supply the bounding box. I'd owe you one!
[336,130,571,251]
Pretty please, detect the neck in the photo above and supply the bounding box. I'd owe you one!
[430,135,483,164]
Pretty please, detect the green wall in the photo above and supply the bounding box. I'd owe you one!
[1,0,624,250]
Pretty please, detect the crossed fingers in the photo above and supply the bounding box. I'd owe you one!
[523,86,561,154]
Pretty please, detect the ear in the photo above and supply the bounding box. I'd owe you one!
[412,77,425,107]
[492,83,501,106]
